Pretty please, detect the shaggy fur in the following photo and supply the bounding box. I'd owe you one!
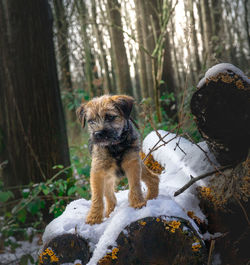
[76,95,159,225]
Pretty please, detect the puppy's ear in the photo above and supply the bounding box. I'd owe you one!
[76,104,86,128]
[112,95,134,119]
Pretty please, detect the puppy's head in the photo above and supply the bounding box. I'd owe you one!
[76,95,134,145]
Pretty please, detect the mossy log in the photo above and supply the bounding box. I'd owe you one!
[190,65,250,165]
[197,150,250,265]
[98,216,207,265]
[39,216,206,265]
[39,234,90,265]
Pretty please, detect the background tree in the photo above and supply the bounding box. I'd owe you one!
[106,0,133,95]
[0,0,70,188]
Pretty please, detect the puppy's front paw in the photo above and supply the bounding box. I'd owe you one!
[86,213,103,225]
[130,200,146,209]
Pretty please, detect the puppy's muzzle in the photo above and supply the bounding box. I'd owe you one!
[93,129,119,144]
[94,130,108,140]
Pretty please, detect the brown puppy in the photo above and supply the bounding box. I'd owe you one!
[76,95,159,225]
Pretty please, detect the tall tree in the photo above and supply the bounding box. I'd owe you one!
[200,0,213,66]
[91,0,112,94]
[134,0,149,98]
[244,0,250,52]
[53,0,76,124]
[188,0,201,73]
[0,0,70,187]
[106,0,133,95]
[76,0,96,97]
[135,0,155,99]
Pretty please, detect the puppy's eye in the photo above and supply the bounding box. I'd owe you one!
[105,114,117,122]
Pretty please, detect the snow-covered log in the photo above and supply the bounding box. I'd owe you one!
[39,131,216,265]
[191,63,250,165]
[98,216,207,265]
[39,234,90,264]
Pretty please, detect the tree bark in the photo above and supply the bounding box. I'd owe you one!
[0,0,70,187]
[244,0,250,52]
[136,0,155,99]
[196,0,206,58]
[134,0,149,98]
[53,0,73,96]
[106,0,133,95]
[76,0,96,97]
[91,0,112,94]
[200,0,213,66]
[188,0,201,74]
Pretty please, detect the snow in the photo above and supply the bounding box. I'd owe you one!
[197,63,250,88]
[42,130,219,265]
[0,235,41,265]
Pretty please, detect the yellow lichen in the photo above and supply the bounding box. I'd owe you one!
[170,228,175,233]
[221,74,234,83]
[111,248,119,259]
[140,152,164,174]
[210,76,219,82]
[187,211,202,225]
[168,220,181,229]
[50,254,59,262]
[165,220,181,233]
[192,242,202,252]
[236,79,244,89]
[45,248,54,256]
[39,247,59,264]
[39,254,44,264]
[140,221,147,226]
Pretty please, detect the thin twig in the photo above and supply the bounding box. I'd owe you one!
[207,239,215,265]
[174,165,232,197]
[183,133,229,177]
[143,121,184,162]
[233,194,250,226]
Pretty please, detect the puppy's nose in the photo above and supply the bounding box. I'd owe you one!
[94,130,106,139]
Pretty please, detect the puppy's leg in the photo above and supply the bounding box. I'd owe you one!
[141,161,159,200]
[122,157,146,208]
[86,168,105,225]
[104,176,117,218]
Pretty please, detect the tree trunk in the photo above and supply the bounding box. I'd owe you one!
[190,64,250,165]
[0,0,70,187]
[196,0,205,59]
[188,0,201,74]
[170,17,183,91]
[244,0,250,52]
[184,1,196,84]
[106,0,133,95]
[91,0,112,94]
[52,0,80,138]
[53,0,73,98]
[200,0,213,66]
[134,0,149,98]
[76,0,96,98]
[136,0,155,100]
